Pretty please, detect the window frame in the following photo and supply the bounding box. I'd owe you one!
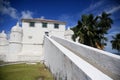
[54,24,59,29]
[42,22,47,28]
[29,22,35,27]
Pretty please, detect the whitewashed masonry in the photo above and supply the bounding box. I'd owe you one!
[0,18,120,80]
[0,18,66,62]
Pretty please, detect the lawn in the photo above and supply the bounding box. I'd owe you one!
[0,63,53,80]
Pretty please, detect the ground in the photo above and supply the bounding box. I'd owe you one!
[0,62,53,80]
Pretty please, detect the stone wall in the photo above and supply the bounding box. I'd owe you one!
[51,36,120,80]
[44,36,112,80]
[0,31,9,61]
[0,45,8,61]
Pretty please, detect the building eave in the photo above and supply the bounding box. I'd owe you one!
[21,18,66,25]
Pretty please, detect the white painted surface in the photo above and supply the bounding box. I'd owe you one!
[0,31,9,61]
[0,45,8,61]
[21,20,65,61]
[64,28,73,40]
[22,21,65,44]
[0,18,66,62]
[44,36,112,80]
[7,24,23,62]
[52,36,120,80]
[19,44,43,62]
[22,20,65,43]
[18,53,42,62]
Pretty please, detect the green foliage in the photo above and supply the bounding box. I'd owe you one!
[0,63,53,80]
[111,33,120,53]
[71,12,113,49]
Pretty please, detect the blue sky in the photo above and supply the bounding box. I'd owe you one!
[0,0,120,54]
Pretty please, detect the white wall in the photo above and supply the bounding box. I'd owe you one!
[21,22,44,61]
[0,45,8,61]
[22,22,43,44]
[0,19,66,62]
[10,32,22,42]
[6,43,22,62]
[52,36,120,80]
[21,21,65,62]
[18,53,42,62]
[64,29,73,41]
[44,36,112,80]
[22,22,65,44]
[0,35,9,61]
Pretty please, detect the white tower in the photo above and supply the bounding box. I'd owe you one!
[0,30,9,61]
[8,22,23,62]
[64,27,74,41]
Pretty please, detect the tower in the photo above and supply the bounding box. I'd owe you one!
[64,27,74,41]
[0,30,9,61]
[8,22,23,62]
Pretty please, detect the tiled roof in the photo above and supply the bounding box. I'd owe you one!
[21,18,66,24]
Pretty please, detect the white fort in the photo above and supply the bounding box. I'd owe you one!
[0,18,73,62]
[0,18,120,80]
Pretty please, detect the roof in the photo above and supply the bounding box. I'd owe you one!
[21,18,66,25]
[0,30,7,38]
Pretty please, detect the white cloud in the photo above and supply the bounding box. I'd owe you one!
[81,1,103,14]
[21,10,33,19]
[0,0,18,19]
[80,0,120,17]
[0,0,33,20]
[107,5,120,13]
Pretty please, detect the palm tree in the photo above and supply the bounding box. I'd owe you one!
[98,12,113,32]
[111,33,120,53]
[96,12,113,49]
[71,14,98,48]
[71,12,113,49]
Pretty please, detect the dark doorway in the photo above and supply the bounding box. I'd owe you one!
[45,32,49,36]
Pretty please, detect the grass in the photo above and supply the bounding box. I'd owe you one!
[0,60,8,65]
[0,63,53,80]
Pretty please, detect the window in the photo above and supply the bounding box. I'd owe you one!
[42,23,47,28]
[29,22,35,27]
[54,24,59,29]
